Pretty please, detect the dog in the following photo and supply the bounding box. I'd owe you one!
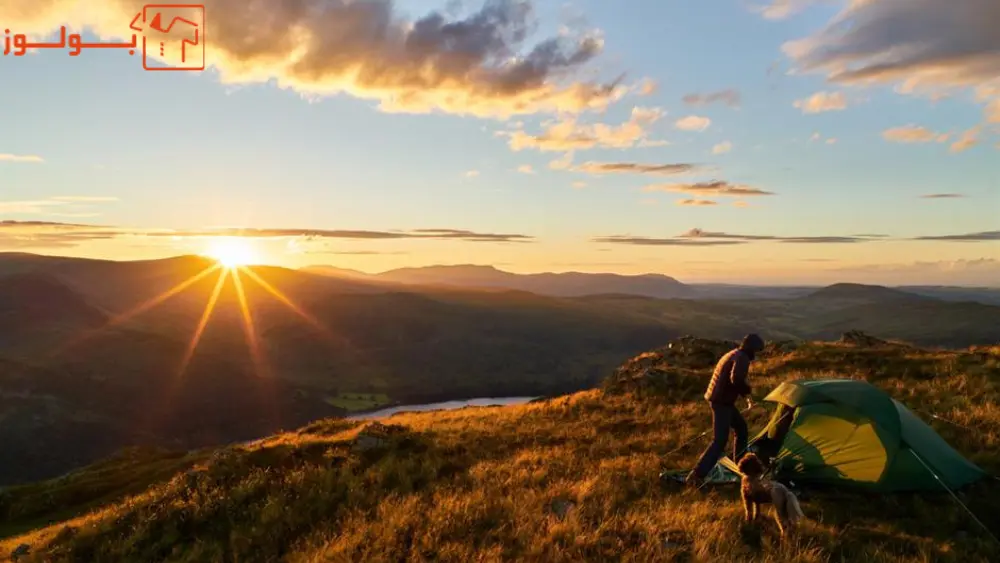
[736,453,805,537]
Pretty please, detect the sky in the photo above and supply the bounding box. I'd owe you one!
[0,0,998,286]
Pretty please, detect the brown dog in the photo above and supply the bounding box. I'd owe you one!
[737,453,804,537]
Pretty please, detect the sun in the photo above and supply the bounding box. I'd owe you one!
[204,237,259,268]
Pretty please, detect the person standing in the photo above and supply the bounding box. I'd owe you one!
[685,333,765,488]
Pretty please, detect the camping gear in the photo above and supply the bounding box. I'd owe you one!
[753,379,987,492]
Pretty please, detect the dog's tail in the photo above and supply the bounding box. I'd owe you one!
[786,490,805,522]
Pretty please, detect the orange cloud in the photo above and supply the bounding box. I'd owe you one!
[793,91,847,114]
[504,107,666,152]
[0,0,627,119]
[882,126,950,144]
[675,115,711,132]
[644,181,775,197]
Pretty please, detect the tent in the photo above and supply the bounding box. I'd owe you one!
[749,379,987,492]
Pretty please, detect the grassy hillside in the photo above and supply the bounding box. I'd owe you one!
[2,337,997,562]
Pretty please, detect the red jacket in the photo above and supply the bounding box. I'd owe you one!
[704,348,753,405]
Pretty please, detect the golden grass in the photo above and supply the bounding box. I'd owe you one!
[2,341,999,562]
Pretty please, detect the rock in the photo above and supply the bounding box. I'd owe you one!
[839,330,887,347]
[10,544,30,561]
[351,422,407,453]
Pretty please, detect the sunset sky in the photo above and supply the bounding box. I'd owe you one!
[1,0,997,285]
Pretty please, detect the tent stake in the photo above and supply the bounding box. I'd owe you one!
[908,449,1000,548]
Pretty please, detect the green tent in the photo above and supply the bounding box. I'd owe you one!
[751,379,987,492]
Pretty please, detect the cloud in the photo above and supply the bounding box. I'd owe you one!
[571,181,587,189]
[0,200,69,214]
[0,221,536,250]
[503,106,667,152]
[49,196,120,202]
[675,115,711,132]
[591,236,746,247]
[988,99,1000,123]
[682,89,741,108]
[793,91,847,113]
[781,0,1000,119]
[464,170,480,178]
[950,127,981,153]
[756,0,823,20]
[573,162,701,176]
[636,79,658,97]
[644,181,775,197]
[920,193,965,199]
[912,231,1000,242]
[593,228,880,247]
[517,165,536,174]
[733,201,751,208]
[712,141,733,155]
[676,199,718,207]
[0,153,44,163]
[0,0,628,120]
[882,126,950,144]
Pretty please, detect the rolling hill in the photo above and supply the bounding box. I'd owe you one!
[0,337,996,562]
[0,253,676,484]
[1,252,997,484]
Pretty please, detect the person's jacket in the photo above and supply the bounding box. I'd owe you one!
[704,348,754,405]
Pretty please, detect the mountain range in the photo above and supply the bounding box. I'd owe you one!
[0,252,997,484]
[303,263,1000,304]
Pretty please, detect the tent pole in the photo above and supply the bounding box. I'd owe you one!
[908,449,1000,547]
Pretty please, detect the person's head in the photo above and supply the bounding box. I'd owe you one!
[740,333,765,357]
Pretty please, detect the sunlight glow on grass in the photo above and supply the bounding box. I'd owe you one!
[204,237,260,268]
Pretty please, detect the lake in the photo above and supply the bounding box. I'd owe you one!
[348,397,539,420]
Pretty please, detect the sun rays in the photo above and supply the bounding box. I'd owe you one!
[52,238,346,393]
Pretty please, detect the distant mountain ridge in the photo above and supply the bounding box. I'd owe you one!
[304,264,695,299]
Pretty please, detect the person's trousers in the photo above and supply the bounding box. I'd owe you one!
[691,401,748,479]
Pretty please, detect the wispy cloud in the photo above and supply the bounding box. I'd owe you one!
[755,0,825,21]
[950,127,981,153]
[571,181,587,189]
[1,0,631,120]
[920,193,965,199]
[644,181,775,197]
[0,153,44,163]
[712,141,733,155]
[675,115,711,132]
[503,107,667,152]
[911,231,1000,242]
[49,196,120,202]
[682,89,741,108]
[517,165,536,175]
[0,221,537,250]
[0,201,69,214]
[464,170,480,178]
[676,199,718,207]
[591,236,745,247]
[594,227,890,247]
[574,162,702,176]
[793,91,847,114]
[882,126,950,144]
